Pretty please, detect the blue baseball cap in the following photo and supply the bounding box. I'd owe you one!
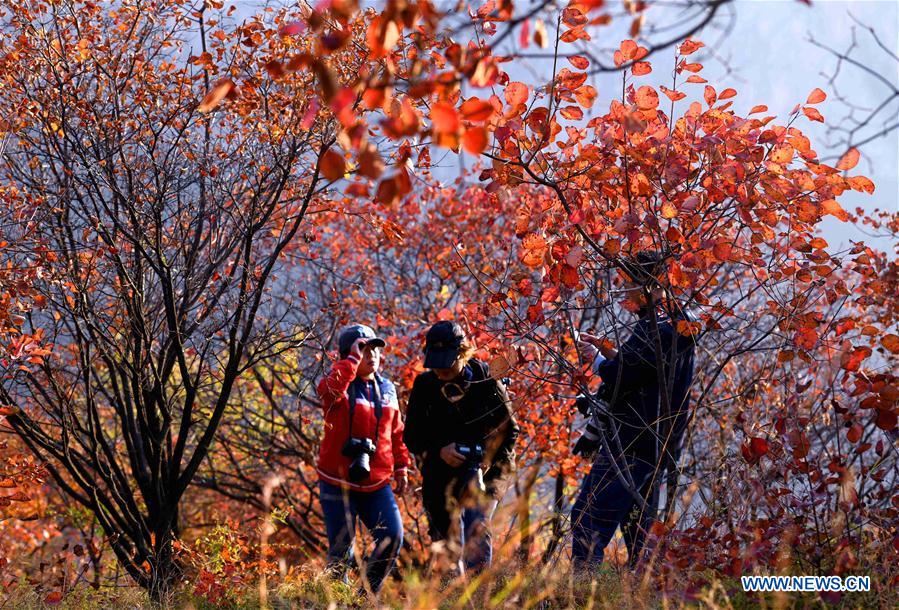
[337,324,386,357]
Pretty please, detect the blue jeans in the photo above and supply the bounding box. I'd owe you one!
[458,502,496,573]
[318,481,403,592]
[570,452,656,570]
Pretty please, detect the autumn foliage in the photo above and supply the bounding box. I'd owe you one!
[0,0,897,608]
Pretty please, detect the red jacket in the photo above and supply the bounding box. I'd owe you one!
[316,354,412,491]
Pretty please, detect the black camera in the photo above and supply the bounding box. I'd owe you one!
[573,393,591,416]
[456,443,484,465]
[342,437,376,482]
[454,443,486,495]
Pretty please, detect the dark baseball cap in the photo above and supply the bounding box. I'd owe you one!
[338,324,386,357]
[423,321,465,369]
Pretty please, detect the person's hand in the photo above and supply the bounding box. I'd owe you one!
[439,443,465,467]
[599,343,617,359]
[578,331,604,347]
[576,338,599,363]
[394,470,408,495]
[349,337,368,360]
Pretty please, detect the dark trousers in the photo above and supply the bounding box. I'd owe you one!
[570,452,656,570]
[318,481,403,592]
[422,472,495,573]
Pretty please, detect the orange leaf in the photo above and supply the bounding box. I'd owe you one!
[847,175,875,194]
[685,75,707,84]
[802,107,824,122]
[703,85,717,106]
[462,126,488,155]
[319,149,346,181]
[574,85,597,108]
[431,102,460,135]
[635,86,659,110]
[820,199,848,221]
[198,78,236,113]
[769,144,794,165]
[806,88,826,104]
[881,334,899,354]
[660,202,677,219]
[460,98,495,122]
[749,105,768,114]
[836,147,860,171]
[505,82,529,107]
[521,233,548,268]
[659,85,685,102]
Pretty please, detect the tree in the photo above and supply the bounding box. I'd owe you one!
[0,0,371,599]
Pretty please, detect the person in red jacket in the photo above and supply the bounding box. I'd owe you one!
[316,324,411,594]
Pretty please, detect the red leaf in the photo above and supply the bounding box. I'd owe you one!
[319,149,346,181]
[568,55,590,70]
[719,88,737,100]
[875,409,897,431]
[802,107,824,123]
[560,106,583,120]
[431,102,460,135]
[45,592,63,605]
[846,424,863,444]
[806,88,827,104]
[631,61,652,76]
[679,39,705,55]
[462,126,488,155]
[460,98,495,122]
[703,85,717,106]
[279,21,306,36]
[519,18,530,48]
[198,78,236,113]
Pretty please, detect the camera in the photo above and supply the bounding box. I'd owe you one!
[573,393,591,416]
[456,443,484,465]
[455,443,486,494]
[342,437,376,482]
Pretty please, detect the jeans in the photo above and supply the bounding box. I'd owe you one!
[423,480,497,575]
[570,451,656,570]
[318,481,403,592]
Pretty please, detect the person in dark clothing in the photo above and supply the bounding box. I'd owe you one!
[570,252,696,571]
[404,321,519,575]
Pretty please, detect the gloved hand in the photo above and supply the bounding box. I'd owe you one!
[572,435,601,457]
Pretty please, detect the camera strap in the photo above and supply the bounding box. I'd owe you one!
[347,377,384,440]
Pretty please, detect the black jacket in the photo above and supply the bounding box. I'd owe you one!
[403,358,518,496]
[594,308,696,462]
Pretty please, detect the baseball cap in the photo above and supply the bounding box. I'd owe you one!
[338,324,386,357]
[423,321,466,369]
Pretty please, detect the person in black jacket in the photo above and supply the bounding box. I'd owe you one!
[404,321,519,575]
[570,252,696,571]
